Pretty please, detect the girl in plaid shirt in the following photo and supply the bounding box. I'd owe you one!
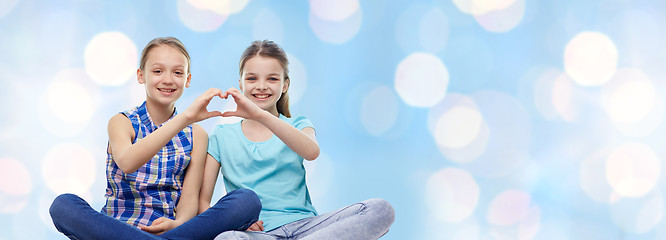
[49,37,261,239]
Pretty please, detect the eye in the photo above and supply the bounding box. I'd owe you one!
[153,70,162,74]
[269,77,279,81]
[175,71,184,75]
[246,77,256,81]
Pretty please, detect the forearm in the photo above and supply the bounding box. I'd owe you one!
[115,114,192,173]
[174,197,198,224]
[256,111,319,160]
[198,155,221,214]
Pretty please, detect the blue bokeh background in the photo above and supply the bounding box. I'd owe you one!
[2,0,666,239]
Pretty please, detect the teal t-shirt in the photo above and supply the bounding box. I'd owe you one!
[207,115,318,231]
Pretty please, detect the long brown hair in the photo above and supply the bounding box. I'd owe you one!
[139,37,191,74]
[239,40,291,117]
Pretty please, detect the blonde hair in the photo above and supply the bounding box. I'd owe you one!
[239,40,291,117]
[139,37,191,74]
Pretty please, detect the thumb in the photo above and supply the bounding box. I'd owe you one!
[221,111,238,118]
[206,111,223,118]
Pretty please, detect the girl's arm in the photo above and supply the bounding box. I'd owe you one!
[109,88,226,174]
[224,88,320,160]
[141,124,207,234]
[198,154,221,214]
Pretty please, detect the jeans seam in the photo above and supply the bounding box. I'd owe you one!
[292,202,367,237]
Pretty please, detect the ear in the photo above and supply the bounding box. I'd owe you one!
[185,74,191,88]
[238,78,243,91]
[282,78,290,93]
[137,68,145,84]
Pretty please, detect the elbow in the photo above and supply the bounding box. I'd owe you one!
[119,165,139,175]
[304,148,320,161]
[114,158,140,174]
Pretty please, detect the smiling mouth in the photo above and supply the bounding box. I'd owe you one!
[253,94,271,99]
[158,88,176,93]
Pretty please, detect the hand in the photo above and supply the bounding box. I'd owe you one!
[181,88,228,124]
[141,217,181,235]
[221,88,265,120]
[246,220,264,232]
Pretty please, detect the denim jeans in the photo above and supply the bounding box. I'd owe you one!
[214,199,395,240]
[49,189,261,240]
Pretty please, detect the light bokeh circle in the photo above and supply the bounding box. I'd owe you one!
[551,72,578,122]
[360,85,399,136]
[419,8,449,53]
[609,191,663,233]
[0,158,31,213]
[178,0,228,33]
[564,32,618,86]
[580,149,615,203]
[486,189,541,240]
[395,53,449,107]
[185,0,249,15]
[46,69,99,124]
[605,142,660,198]
[487,190,531,226]
[465,90,531,178]
[453,0,517,15]
[42,142,97,195]
[253,8,284,44]
[309,0,359,22]
[84,32,138,86]
[532,68,563,120]
[434,106,483,149]
[474,0,525,33]
[426,168,480,222]
[309,3,362,44]
[0,158,31,196]
[601,68,656,124]
[428,93,489,164]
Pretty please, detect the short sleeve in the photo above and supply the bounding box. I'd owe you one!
[292,115,314,131]
[207,125,224,164]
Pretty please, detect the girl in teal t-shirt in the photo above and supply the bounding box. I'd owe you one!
[199,40,395,239]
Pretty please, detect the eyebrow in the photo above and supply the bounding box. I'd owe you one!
[150,63,185,69]
[245,72,280,76]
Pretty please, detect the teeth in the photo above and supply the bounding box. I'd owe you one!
[255,94,269,98]
[159,88,175,92]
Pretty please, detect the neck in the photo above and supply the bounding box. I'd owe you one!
[267,107,279,118]
[145,100,175,126]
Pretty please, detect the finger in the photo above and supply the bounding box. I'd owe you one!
[258,220,264,231]
[202,88,222,101]
[246,224,258,231]
[219,91,229,99]
[221,111,238,118]
[207,111,223,118]
[142,224,166,233]
[225,88,242,97]
[141,219,167,233]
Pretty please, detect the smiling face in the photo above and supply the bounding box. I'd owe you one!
[138,44,191,107]
[240,55,289,116]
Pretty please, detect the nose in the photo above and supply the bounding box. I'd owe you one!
[162,73,175,85]
[256,80,267,90]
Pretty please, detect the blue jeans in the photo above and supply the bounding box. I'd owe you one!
[214,199,395,240]
[49,189,261,240]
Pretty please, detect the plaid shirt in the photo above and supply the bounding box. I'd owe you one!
[102,101,193,227]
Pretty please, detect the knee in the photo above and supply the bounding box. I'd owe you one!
[225,189,262,218]
[363,199,395,225]
[49,193,79,220]
[230,189,261,208]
